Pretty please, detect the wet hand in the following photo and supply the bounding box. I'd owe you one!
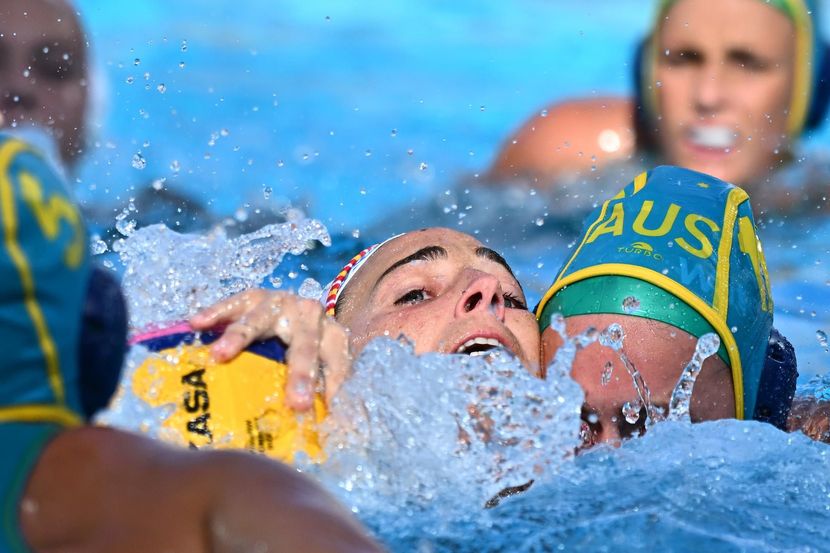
[190,289,352,411]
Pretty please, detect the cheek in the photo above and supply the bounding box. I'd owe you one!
[357,312,436,354]
[688,359,736,421]
[56,82,87,121]
[510,313,540,363]
[655,69,691,119]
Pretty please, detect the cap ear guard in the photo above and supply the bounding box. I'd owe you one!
[752,328,798,430]
[631,37,657,151]
[78,265,128,419]
[805,41,830,131]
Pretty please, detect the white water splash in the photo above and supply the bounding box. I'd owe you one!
[668,333,721,422]
[117,218,330,330]
[312,338,583,518]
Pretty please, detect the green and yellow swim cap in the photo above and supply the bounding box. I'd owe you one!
[536,165,774,420]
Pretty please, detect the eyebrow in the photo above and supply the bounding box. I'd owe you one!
[475,247,516,279]
[374,243,522,294]
[375,245,448,287]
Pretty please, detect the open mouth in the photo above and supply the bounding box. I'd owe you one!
[687,126,737,150]
[455,337,503,357]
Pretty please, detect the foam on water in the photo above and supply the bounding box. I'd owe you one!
[311,337,583,518]
[375,420,830,553]
[114,214,330,330]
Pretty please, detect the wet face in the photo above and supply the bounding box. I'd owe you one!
[336,228,541,374]
[654,0,795,187]
[0,0,89,167]
[541,314,735,447]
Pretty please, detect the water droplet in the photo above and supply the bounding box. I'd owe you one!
[90,235,108,255]
[390,129,397,137]
[534,218,545,227]
[134,58,141,66]
[695,333,720,358]
[599,323,625,351]
[601,361,614,385]
[114,203,137,237]
[125,76,134,85]
[419,162,428,171]
[818,330,829,351]
[655,80,663,88]
[365,149,372,157]
[622,296,640,313]
[234,208,249,222]
[269,276,283,288]
[180,40,188,52]
[151,177,166,191]
[157,83,166,94]
[131,153,147,170]
[262,186,272,200]
[178,61,186,69]
[169,159,181,173]
[540,109,548,117]
[298,278,323,300]
[622,400,642,424]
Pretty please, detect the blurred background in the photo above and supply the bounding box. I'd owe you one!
[73,0,653,229]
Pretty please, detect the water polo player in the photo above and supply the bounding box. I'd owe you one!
[0,0,90,169]
[0,133,381,552]
[490,0,829,208]
[536,165,798,446]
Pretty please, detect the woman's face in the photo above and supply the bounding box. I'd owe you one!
[654,0,795,188]
[335,228,541,375]
[0,0,88,167]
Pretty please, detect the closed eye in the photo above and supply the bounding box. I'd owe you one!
[394,288,431,306]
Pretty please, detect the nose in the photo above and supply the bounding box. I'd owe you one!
[594,415,623,446]
[454,270,506,322]
[691,62,726,116]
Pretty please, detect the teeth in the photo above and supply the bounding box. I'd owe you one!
[689,126,736,149]
[456,337,501,354]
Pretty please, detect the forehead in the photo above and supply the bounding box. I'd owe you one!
[661,0,794,45]
[0,0,82,43]
[340,228,486,303]
[364,228,482,276]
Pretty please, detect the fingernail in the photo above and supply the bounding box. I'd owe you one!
[292,379,312,402]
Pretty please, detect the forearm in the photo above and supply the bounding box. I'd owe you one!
[205,453,383,553]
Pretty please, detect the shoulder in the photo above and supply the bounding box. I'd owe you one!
[488,97,636,184]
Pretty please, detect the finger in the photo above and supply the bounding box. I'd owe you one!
[318,319,352,405]
[284,301,324,412]
[190,289,267,329]
[211,295,287,361]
